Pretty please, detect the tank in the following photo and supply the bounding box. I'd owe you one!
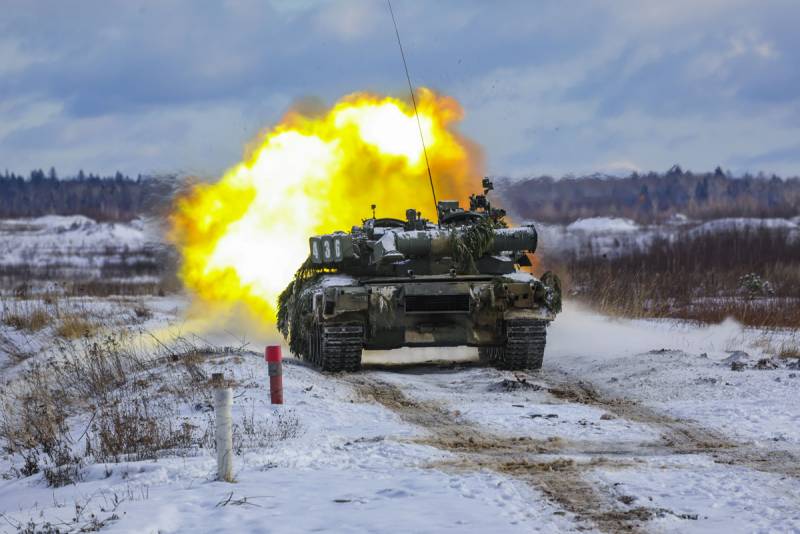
[277,178,562,372]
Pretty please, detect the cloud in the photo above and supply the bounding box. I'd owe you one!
[731,142,800,170]
[312,0,380,42]
[0,0,798,178]
[0,39,55,75]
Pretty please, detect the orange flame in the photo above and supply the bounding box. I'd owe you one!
[169,88,484,322]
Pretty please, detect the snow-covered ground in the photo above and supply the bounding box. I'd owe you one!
[1,215,799,532]
[533,215,800,259]
[0,216,167,289]
[1,299,798,533]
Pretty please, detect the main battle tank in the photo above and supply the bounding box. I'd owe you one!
[277,179,561,372]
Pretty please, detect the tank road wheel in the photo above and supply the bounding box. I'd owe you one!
[484,319,548,371]
[306,323,363,372]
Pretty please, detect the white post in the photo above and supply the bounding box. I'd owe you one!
[213,374,234,482]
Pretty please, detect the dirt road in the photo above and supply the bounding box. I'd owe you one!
[345,363,800,533]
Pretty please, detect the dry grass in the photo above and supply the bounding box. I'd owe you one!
[87,397,197,463]
[1,332,180,484]
[232,406,302,454]
[65,280,166,297]
[560,226,800,328]
[0,238,181,299]
[777,342,800,359]
[55,314,98,339]
[0,328,273,487]
[1,304,52,332]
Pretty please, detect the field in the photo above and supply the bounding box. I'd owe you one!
[535,216,800,328]
[0,215,799,533]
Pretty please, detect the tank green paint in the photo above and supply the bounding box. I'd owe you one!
[278,179,561,372]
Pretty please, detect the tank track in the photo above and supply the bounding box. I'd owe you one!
[306,323,363,372]
[479,319,547,370]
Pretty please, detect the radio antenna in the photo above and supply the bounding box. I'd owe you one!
[386,0,439,223]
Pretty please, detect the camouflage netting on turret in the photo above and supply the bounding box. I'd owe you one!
[277,257,327,357]
[449,217,496,273]
[540,271,562,314]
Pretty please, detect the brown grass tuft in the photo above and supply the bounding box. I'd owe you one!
[778,342,800,359]
[1,307,52,332]
[56,314,97,339]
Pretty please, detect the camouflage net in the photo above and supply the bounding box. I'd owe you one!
[449,218,496,274]
[276,257,328,357]
[369,286,397,334]
[540,271,562,314]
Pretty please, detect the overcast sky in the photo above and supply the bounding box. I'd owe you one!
[1,0,799,179]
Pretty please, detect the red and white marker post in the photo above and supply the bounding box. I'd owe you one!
[265,345,283,404]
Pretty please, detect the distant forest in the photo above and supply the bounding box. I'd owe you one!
[2,166,800,224]
[499,166,800,224]
[0,169,174,221]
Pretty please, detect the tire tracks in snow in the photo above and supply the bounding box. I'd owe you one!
[541,369,800,479]
[347,374,657,533]
[347,367,800,532]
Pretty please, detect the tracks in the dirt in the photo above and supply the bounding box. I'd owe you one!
[543,370,800,479]
[348,374,653,533]
[346,367,800,533]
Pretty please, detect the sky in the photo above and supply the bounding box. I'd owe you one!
[1,0,799,179]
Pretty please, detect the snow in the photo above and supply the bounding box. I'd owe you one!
[97,466,562,533]
[1,300,800,532]
[547,304,752,362]
[372,367,662,445]
[2,213,800,532]
[0,215,151,259]
[317,274,359,287]
[566,217,640,233]
[532,215,800,260]
[589,458,800,533]
[0,215,165,283]
[0,348,571,533]
[688,217,799,237]
[501,271,535,283]
[532,219,654,260]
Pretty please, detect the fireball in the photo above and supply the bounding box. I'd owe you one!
[169,88,484,322]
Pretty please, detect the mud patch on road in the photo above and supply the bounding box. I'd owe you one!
[348,375,661,533]
[542,371,800,478]
[487,376,543,392]
[546,377,731,452]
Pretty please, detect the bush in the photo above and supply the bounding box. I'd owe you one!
[87,397,197,463]
[738,273,775,298]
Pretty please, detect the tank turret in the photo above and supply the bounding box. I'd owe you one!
[308,179,539,277]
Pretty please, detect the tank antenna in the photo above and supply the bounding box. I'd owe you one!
[386,0,439,224]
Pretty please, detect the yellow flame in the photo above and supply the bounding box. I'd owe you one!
[169,88,483,323]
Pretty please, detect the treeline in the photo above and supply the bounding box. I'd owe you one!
[0,169,175,221]
[499,166,800,223]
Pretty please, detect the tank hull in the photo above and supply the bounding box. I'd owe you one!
[313,274,555,351]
